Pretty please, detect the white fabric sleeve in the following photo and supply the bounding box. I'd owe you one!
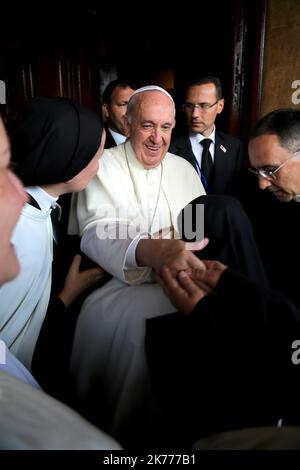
[80,224,152,285]
[124,232,150,268]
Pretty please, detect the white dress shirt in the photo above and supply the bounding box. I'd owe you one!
[108,128,127,145]
[26,186,58,212]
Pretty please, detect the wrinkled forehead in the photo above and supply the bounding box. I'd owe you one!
[249,134,279,154]
[248,134,288,166]
[134,91,175,119]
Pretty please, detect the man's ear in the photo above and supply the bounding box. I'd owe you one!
[123,116,130,138]
[102,103,109,120]
[217,99,225,115]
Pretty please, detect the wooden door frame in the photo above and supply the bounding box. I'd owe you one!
[229,0,267,144]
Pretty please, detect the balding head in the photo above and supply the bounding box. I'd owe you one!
[126,85,175,123]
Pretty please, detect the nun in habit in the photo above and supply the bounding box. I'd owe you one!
[0,97,105,371]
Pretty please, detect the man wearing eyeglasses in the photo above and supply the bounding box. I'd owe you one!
[247,108,300,306]
[248,108,300,202]
[170,75,244,196]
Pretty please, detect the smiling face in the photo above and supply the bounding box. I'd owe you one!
[248,134,300,202]
[0,118,27,284]
[125,91,175,169]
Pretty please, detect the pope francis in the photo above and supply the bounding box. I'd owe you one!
[68,86,206,446]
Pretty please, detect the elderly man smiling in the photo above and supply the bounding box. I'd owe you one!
[68,86,206,445]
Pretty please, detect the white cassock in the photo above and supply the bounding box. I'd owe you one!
[0,203,53,370]
[68,141,205,444]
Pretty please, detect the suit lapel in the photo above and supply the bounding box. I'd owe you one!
[213,132,228,192]
[172,135,198,171]
[104,128,117,149]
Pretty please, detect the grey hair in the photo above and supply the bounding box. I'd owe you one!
[126,85,176,123]
[250,108,300,153]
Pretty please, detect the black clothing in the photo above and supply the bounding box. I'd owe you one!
[146,269,300,446]
[179,194,270,287]
[104,127,118,148]
[10,97,103,186]
[247,189,300,307]
[170,130,244,197]
[199,138,213,190]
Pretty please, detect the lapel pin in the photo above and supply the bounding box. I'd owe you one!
[220,145,227,153]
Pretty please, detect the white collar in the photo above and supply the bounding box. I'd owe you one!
[108,128,127,146]
[26,187,58,212]
[190,126,216,144]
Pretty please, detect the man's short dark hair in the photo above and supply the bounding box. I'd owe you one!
[102,79,137,105]
[187,75,223,100]
[250,108,300,153]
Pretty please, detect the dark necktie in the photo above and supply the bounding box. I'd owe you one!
[50,203,62,244]
[200,138,213,189]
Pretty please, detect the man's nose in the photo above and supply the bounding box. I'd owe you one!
[192,106,201,117]
[150,128,162,142]
[258,176,272,190]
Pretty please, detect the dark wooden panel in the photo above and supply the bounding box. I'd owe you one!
[0,1,267,142]
[229,0,267,143]
[0,6,102,123]
[0,42,102,122]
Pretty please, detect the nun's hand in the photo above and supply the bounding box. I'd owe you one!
[59,255,105,308]
[156,266,211,315]
[186,260,229,290]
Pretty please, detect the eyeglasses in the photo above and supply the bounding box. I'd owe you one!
[248,149,300,181]
[183,100,219,112]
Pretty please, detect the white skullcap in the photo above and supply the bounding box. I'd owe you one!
[128,85,174,105]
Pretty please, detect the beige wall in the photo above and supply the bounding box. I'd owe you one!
[260,0,300,116]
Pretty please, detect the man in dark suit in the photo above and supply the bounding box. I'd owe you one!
[170,75,244,196]
[102,79,136,148]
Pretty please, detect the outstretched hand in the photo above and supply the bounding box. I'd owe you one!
[59,254,105,308]
[136,237,209,276]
